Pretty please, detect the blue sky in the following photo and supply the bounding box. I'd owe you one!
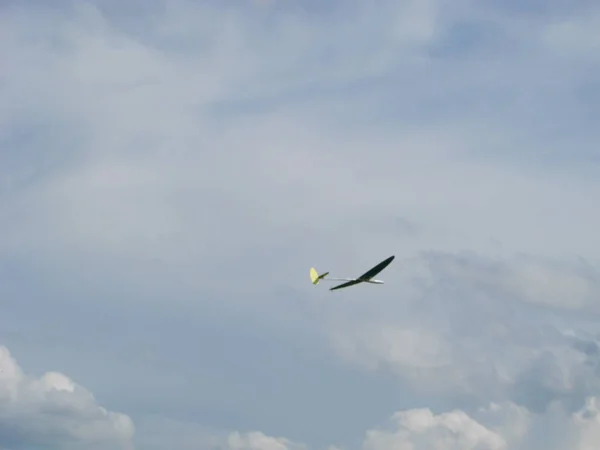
[2,1,600,449]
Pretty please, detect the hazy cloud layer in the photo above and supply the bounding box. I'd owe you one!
[2,0,600,449]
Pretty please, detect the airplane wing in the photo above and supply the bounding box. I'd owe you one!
[357,255,395,280]
[329,279,363,291]
[315,255,395,291]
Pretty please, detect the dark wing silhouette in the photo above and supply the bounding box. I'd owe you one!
[329,279,363,291]
[329,255,395,291]
[357,255,395,280]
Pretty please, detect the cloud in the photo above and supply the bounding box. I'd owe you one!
[3,0,600,276]
[1,0,600,449]
[359,399,600,450]
[223,431,308,450]
[422,251,600,312]
[571,397,600,450]
[213,398,600,450]
[0,346,134,450]
[330,323,455,391]
[363,407,508,450]
[327,251,600,411]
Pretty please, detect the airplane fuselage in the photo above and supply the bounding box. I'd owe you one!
[361,279,384,284]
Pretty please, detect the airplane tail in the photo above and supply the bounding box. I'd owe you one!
[310,267,330,285]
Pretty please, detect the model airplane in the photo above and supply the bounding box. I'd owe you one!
[309,255,395,291]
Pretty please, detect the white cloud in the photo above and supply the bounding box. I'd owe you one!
[572,397,600,450]
[0,346,134,450]
[475,402,532,446]
[224,431,308,450]
[363,407,508,450]
[207,398,600,449]
[215,399,600,450]
[359,399,600,450]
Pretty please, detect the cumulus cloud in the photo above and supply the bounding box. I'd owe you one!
[223,431,308,450]
[363,407,508,450]
[0,346,134,450]
[360,399,600,450]
[216,399,600,450]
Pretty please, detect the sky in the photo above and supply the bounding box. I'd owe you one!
[1,0,600,449]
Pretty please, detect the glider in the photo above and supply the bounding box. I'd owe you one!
[309,255,395,291]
